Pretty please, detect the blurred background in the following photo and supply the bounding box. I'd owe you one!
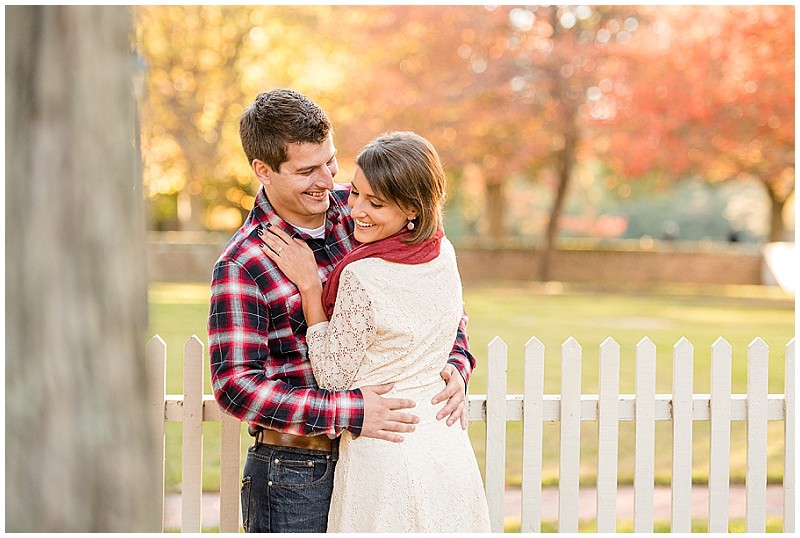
[134,5,794,290]
[132,5,795,531]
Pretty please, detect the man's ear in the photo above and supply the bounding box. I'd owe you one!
[252,159,272,187]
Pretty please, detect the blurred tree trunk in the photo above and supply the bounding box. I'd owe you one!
[538,7,580,282]
[540,127,576,282]
[485,178,505,239]
[766,184,789,242]
[5,6,159,532]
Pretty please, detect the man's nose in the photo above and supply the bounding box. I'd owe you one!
[317,165,335,189]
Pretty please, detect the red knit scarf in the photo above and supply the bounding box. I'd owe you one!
[322,227,444,317]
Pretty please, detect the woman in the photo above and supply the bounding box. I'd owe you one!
[260,131,490,532]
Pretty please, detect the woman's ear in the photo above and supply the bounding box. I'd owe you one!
[252,159,272,187]
[405,208,418,220]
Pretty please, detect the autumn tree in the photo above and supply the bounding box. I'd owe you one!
[135,5,354,231]
[595,5,794,241]
[319,6,550,239]
[136,6,258,231]
[136,5,792,251]
[413,5,641,278]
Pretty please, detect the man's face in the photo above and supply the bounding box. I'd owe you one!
[258,133,338,229]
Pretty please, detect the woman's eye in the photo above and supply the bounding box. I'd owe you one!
[370,201,382,208]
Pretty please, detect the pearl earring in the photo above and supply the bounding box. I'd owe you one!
[407,219,415,231]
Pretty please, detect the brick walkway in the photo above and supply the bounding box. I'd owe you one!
[164,484,785,530]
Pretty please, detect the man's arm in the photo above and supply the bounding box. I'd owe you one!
[209,259,418,440]
[447,304,476,384]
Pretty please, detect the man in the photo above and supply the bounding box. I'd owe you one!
[208,89,476,533]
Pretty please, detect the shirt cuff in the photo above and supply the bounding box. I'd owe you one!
[342,387,364,437]
[447,356,471,387]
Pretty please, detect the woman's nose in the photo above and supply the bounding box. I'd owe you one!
[350,197,367,216]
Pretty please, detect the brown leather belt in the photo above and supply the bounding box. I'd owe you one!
[255,429,332,453]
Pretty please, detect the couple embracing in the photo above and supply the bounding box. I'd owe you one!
[209,89,491,533]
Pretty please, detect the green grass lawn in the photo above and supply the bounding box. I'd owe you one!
[148,281,794,494]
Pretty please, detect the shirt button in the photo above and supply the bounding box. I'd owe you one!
[267,481,273,486]
[307,461,314,467]
[274,458,280,464]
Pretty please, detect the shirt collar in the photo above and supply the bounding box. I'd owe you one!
[252,187,345,240]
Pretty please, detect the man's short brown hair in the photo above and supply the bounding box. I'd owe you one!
[239,89,332,172]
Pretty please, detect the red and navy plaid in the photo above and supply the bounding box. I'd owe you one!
[208,185,475,438]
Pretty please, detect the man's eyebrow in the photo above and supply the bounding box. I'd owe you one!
[294,151,337,173]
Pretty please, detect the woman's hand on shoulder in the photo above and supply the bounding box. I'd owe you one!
[259,225,322,294]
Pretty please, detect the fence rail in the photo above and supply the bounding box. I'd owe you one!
[149,335,795,533]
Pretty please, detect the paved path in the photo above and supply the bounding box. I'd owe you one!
[164,485,785,530]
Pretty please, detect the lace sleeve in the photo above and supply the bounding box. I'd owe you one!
[305,267,375,390]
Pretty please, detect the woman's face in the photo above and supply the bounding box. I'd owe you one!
[348,167,415,243]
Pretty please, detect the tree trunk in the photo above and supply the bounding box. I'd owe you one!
[767,187,788,242]
[485,179,505,239]
[539,130,576,282]
[5,6,159,532]
[538,5,577,282]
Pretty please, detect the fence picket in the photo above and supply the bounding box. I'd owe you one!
[520,337,544,532]
[485,337,508,533]
[558,337,582,533]
[181,336,205,533]
[219,415,241,532]
[746,338,769,532]
[671,338,693,532]
[708,337,732,532]
[785,339,796,532]
[146,336,167,533]
[596,338,620,532]
[633,337,656,532]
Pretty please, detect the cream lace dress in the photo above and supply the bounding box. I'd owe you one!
[305,237,491,533]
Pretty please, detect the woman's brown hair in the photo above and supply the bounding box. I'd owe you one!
[355,131,445,244]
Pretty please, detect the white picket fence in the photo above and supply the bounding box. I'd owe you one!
[149,335,795,533]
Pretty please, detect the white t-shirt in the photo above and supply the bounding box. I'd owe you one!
[294,223,326,239]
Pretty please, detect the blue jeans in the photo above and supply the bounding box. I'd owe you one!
[241,442,337,533]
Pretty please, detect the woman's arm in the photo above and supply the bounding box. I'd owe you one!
[208,258,365,437]
[255,226,417,439]
[259,226,373,390]
[259,225,328,326]
[305,268,375,390]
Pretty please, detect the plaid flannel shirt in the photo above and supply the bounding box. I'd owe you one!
[208,185,475,438]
